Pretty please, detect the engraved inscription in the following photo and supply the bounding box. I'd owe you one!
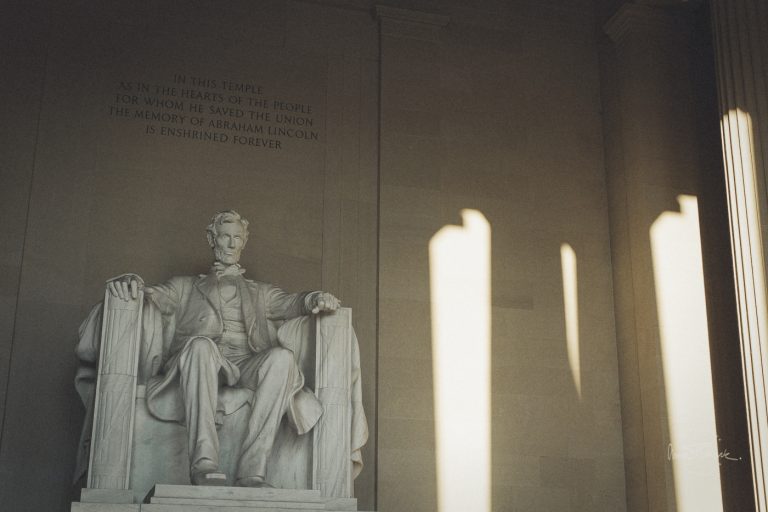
[108,74,321,151]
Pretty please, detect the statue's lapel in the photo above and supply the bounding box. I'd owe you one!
[194,273,221,314]
[239,278,257,335]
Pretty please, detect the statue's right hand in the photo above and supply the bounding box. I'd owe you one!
[106,273,145,301]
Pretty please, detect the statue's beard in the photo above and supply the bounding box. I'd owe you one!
[214,247,240,265]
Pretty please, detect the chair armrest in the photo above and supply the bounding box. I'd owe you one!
[87,286,144,489]
[312,307,353,497]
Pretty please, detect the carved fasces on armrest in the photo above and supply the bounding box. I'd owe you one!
[312,308,353,497]
[87,284,144,489]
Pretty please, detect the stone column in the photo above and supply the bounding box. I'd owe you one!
[712,1,768,509]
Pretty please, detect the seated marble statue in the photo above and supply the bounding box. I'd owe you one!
[75,210,363,490]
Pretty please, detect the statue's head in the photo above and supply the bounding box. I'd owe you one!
[206,210,250,265]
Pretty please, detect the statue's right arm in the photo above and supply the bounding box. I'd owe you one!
[106,273,182,315]
[144,278,184,315]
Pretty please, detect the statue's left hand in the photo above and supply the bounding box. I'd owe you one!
[311,292,341,314]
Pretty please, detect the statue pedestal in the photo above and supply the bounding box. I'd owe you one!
[72,484,361,511]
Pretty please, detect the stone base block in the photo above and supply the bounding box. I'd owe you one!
[72,484,367,511]
[81,489,135,503]
[145,484,357,511]
[142,506,361,512]
[71,503,139,512]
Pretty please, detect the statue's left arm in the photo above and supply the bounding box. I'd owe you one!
[264,285,340,320]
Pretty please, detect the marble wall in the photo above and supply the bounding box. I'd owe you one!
[0,1,379,510]
[599,2,752,511]
[376,3,625,510]
[0,1,631,511]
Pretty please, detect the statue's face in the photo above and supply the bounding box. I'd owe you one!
[212,222,246,265]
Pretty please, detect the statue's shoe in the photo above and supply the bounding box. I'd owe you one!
[191,471,228,486]
[235,476,274,488]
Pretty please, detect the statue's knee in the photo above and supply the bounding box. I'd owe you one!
[186,337,216,358]
[266,347,295,370]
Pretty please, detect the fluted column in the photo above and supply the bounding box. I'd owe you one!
[712,1,768,509]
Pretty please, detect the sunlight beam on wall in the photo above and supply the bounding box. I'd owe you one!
[429,209,491,512]
[560,243,581,399]
[651,195,723,512]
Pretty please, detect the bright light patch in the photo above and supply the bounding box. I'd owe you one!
[429,209,491,512]
[651,195,723,512]
[560,243,581,399]
[720,108,768,506]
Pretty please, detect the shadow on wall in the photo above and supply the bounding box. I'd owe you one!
[422,124,752,512]
[418,111,747,512]
[427,209,612,511]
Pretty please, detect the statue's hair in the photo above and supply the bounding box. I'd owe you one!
[206,210,250,247]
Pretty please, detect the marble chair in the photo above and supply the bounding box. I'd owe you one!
[75,285,365,505]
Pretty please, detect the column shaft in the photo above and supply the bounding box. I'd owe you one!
[712,1,768,509]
